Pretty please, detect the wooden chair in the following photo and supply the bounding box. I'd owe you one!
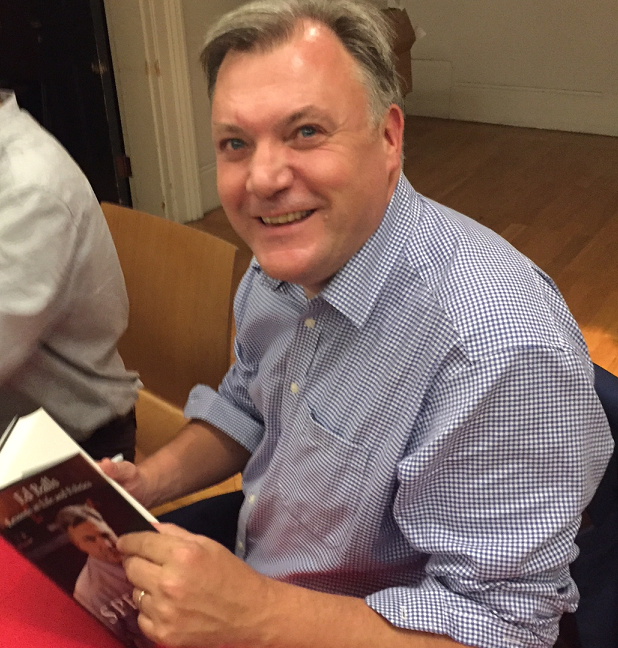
[101,202,243,508]
[567,365,618,648]
[102,202,240,409]
[557,364,618,648]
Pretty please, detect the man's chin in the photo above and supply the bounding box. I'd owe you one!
[263,269,324,295]
[256,253,325,289]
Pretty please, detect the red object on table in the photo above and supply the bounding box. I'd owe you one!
[2,538,123,648]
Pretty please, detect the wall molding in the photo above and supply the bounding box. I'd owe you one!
[105,0,202,223]
[407,59,617,137]
[145,0,202,223]
[450,82,614,137]
[199,161,219,217]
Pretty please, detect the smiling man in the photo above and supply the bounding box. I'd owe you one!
[210,18,401,297]
[103,2,613,648]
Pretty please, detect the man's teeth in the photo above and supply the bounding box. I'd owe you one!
[261,210,312,225]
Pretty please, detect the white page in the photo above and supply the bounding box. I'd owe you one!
[0,409,77,486]
[0,409,157,523]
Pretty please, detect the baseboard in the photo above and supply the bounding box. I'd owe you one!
[406,59,617,136]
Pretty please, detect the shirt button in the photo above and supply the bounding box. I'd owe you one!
[237,540,244,551]
[290,382,300,394]
[247,494,256,504]
[304,318,316,329]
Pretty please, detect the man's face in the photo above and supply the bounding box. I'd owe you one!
[211,20,403,296]
[68,519,122,564]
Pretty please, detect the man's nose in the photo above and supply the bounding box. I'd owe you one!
[246,141,293,198]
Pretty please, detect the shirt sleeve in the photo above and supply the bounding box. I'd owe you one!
[0,185,77,383]
[366,345,613,648]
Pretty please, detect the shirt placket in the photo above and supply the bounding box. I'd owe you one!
[235,298,323,559]
[281,302,323,426]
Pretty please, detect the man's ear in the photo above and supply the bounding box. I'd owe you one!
[381,104,405,172]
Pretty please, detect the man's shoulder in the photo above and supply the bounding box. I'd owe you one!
[389,193,536,312]
[0,111,92,204]
[396,195,582,359]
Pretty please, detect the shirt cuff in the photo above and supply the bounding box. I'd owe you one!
[184,384,264,453]
[365,581,561,648]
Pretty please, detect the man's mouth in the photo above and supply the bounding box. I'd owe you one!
[260,209,314,225]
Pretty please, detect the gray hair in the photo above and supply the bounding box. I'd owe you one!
[55,504,105,532]
[200,0,402,125]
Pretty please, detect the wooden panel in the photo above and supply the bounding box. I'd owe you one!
[102,202,239,408]
[134,388,188,459]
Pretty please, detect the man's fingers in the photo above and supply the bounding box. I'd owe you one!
[133,587,154,617]
[118,530,170,562]
[154,521,202,540]
[122,552,159,591]
[118,527,216,567]
[97,456,118,478]
[119,526,219,562]
[98,457,134,482]
[136,612,156,641]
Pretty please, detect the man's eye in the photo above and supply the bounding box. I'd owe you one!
[223,138,245,151]
[298,125,317,138]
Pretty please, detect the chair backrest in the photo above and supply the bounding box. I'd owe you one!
[133,389,188,460]
[593,364,618,440]
[587,364,618,524]
[569,364,618,648]
[102,202,240,409]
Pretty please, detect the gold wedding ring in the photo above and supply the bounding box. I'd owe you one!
[137,589,146,611]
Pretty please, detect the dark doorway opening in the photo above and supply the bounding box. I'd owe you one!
[0,0,131,205]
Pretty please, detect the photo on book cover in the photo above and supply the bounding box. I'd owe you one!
[0,453,156,648]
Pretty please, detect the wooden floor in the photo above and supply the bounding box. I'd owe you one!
[189,116,618,373]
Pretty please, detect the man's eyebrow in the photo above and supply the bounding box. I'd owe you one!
[285,106,328,125]
[212,123,245,134]
[213,106,329,133]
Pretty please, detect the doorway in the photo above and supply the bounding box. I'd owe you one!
[0,0,131,205]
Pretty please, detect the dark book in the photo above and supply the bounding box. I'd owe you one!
[0,409,157,648]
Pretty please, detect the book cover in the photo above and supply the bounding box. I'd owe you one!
[0,409,158,648]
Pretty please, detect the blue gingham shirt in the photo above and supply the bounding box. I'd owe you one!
[185,175,613,648]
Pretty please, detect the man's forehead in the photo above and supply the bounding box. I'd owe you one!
[212,22,367,122]
[215,19,358,87]
[229,18,332,59]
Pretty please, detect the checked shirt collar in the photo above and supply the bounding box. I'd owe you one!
[249,173,422,328]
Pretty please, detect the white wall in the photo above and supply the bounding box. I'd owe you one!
[403,0,618,136]
[106,0,617,222]
[181,0,247,215]
[104,0,166,217]
[104,0,203,223]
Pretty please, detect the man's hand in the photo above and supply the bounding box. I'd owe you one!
[118,524,273,648]
[98,458,154,507]
[118,525,465,648]
[98,421,251,511]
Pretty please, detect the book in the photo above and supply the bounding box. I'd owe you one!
[0,408,158,648]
